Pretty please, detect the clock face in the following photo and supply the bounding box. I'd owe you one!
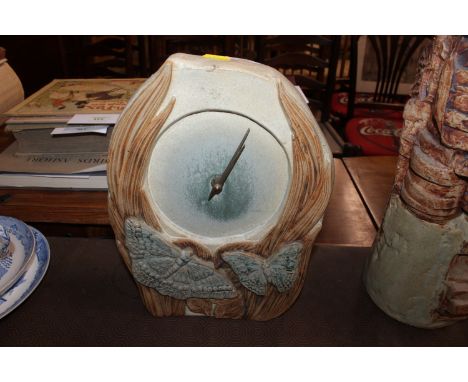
[147,111,291,244]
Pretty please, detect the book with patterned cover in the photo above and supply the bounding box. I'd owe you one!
[4,78,145,117]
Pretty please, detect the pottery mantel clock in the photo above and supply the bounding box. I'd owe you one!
[108,53,334,320]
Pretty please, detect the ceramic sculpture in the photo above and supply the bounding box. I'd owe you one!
[364,36,468,328]
[108,53,334,320]
[0,51,24,123]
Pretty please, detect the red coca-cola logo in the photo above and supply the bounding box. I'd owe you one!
[359,119,402,137]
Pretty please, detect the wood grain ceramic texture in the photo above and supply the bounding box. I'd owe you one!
[107,55,333,320]
[365,36,468,328]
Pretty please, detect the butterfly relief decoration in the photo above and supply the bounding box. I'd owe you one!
[125,217,303,300]
[221,242,303,296]
[125,217,237,300]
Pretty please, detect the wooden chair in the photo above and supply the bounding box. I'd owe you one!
[258,36,340,123]
[335,36,431,156]
[58,36,146,78]
[256,36,345,157]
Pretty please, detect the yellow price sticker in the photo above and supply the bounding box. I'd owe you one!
[202,54,231,61]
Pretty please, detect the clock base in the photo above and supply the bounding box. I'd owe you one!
[128,229,320,321]
[121,216,321,320]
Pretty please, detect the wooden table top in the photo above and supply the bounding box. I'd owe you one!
[319,159,375,246]
[318,121,343,157]
[343,156,398,228]
[0,188,109,225]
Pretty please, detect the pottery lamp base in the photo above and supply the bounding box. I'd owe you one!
[365,195,468,328]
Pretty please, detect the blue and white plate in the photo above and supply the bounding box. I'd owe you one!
[0,216,35,295]
[0,226,50,320]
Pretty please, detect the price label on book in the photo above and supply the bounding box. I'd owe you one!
[51,125,110,136]
[67,114,120,125]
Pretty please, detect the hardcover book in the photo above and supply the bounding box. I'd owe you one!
[9,127,113,155]
[0,142,107,174]
[4,78,145,117]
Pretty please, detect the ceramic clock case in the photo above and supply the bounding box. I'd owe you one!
[108,54,334,320]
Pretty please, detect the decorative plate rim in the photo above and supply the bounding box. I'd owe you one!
[0,226,50,320]
[0,216,36,295]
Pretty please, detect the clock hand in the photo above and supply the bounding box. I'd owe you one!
[208,128,250,201]
[208,146,246,201]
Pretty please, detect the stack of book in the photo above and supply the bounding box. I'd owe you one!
[0,78,145,190]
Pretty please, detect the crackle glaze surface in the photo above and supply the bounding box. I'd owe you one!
[147,111,290,243]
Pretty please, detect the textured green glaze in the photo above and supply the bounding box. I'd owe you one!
[365,195,468,328]
[184,149,254,222]
[221,242,303,295]
[125,217,236,300]
[147,111,290,241]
